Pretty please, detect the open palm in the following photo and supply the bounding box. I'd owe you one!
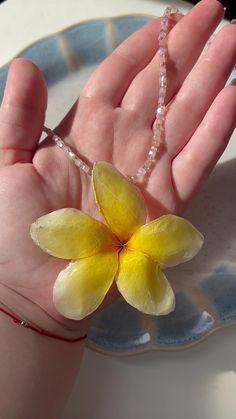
[0,0,235,332]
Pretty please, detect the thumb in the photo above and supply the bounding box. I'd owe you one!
[0,58,47,167]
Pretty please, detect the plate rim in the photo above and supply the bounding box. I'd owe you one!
[0,13,155,69]
[87,319,236,356]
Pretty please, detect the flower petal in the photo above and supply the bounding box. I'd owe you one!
[92,162,146,241]
[116,250,175,315]
[53,251,118,320]
[31,208,118,259]
[127,215,204,267]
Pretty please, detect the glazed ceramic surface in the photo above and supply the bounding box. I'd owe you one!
[1,16,235,356]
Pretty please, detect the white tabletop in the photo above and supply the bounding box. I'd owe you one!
[1,1,236,419]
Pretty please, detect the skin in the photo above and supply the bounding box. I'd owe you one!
[0,1,235,417]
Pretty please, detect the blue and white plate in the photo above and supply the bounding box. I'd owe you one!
[1,16,236,356]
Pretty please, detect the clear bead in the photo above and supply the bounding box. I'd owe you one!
[164,7,171,17]
[137,167,146,177]
[160,66,166,77]
[153,120,160,133]
[158,30,166,41]
[144,160,153,171]
[68,151,77,160]
[159,47,166,58]
[160,16,168,30]
[156,105,165,115]
[159,38,167,48]
[157,119,165,131]
[160,75,166,85]
[86,167,93,176]
[159,87,166,98]
[130,174,138,183]
[64,146,72,155]
[74,159,83,168]
[152,137,159,146]
[54,137,64,148]
[148,146,157,161]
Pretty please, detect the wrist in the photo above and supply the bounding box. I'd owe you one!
[0,283,90,341]
[0,295,86,419]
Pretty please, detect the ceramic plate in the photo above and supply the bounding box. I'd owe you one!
[1,16,236,356]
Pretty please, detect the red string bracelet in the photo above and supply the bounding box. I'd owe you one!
[0,306,87,343]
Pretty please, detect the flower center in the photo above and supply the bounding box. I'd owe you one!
[116,241,127,253]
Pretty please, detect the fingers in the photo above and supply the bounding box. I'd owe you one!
[172,84,236,203]
[121,0,224,121]
[80,18,162,106]
[166,22,236,157]
[0,58,47,167]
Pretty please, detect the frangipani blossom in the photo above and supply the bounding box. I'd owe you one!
[30,162,204,320]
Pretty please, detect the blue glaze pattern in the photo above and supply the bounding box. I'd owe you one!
[22,37,69,85]
[156,292,215,346]
[201,265,236,322]
[228,66,236,84]
[90,298,151,352]
[63,21,108,65]
[111,16,151,44]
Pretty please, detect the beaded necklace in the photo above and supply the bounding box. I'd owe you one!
[43,7,181,183]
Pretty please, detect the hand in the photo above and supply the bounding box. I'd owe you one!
[0,0,235,333]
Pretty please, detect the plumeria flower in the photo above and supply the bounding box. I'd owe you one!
[30,162,204,320]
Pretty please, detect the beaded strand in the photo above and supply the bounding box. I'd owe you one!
[43,126,92,175]
[43,6,180,182]
[130,6,180,182]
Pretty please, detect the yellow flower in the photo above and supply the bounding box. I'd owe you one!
[30,162,204,320]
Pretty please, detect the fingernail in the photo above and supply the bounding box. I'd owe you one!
[230,78,236,87]
[231,19,236,24]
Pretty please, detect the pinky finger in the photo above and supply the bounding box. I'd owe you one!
[172,83,236,204]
